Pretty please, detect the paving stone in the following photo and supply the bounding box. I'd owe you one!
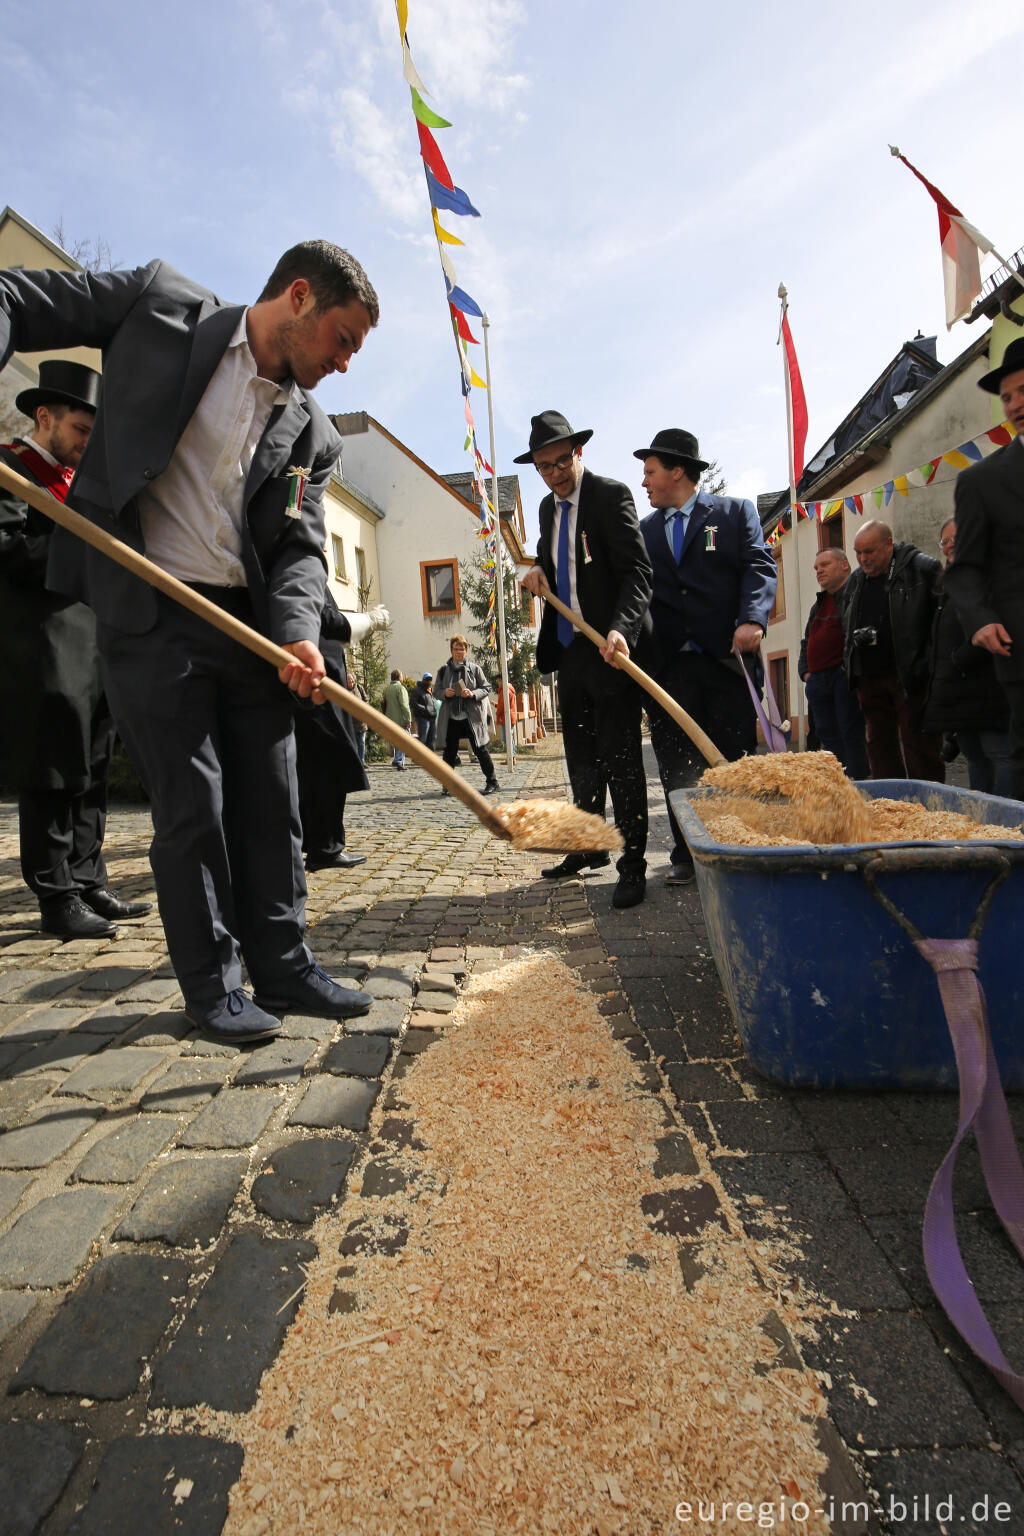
[339,1212,409,1257]
[251,1136,356,1223]
[0,1075,59,1131]
[0,1420,85,1536]
[652,1133,700,1179]
[178,1087,282,1149]
[123,1009,193,1047]
[119,978,182,1003]
[14,1028,107,1075]
[142,1058,231,1110]
[417,972,458,994]
[324,1035,391,1078]
[75,1007,147,1036]
[342,999,407,1036]
[115,1155,247,1246]
[76,966,152,994]
[663,1060,744,1102]
[374,1116,426,1152]
[364,972,415,1000]
[412,994,456,1014]
[864,1448,1023,1535]
[289,1076,380,1131]
[12,1252,189,1399]
[0,1187,119,1287]
[273,1010,341,1040]
[73,1116,177,1183]
[640,1182,729,1239]
[231,1037,316,1086]
[150,1229,315,1411]
[360,1156,410,1198]
[400,1025,441,1056]
[0,1104,99,1169]
[0,1291,35,1345]
[705,1099,816,1153]
[68,1434,243,1536]
[59,1045,170,1102]
[0,1170,33,1221]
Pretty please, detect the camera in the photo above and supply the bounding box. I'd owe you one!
[852,625,878,647]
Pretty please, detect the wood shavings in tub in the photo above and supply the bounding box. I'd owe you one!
[221,954,830,1535]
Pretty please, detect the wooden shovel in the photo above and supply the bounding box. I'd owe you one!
[0,460,512,840]
[537,587,727,768]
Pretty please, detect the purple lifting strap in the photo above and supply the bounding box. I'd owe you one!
[914,936,1024,1409]
[737,646,788,754]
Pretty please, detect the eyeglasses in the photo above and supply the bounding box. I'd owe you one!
[534,453,575,477]
[939,538,955,553]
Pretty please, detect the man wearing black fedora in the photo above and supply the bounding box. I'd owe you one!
[0,360,152,939]
[635,428,777,883]
[946,336,1024,800]
[518,410,653,908]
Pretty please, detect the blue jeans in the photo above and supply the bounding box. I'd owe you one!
[805,666,870,779]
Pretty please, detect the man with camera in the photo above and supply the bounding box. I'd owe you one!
[842,519,943,780]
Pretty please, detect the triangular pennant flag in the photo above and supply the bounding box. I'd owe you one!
[883,481,895,505]
[873,486,884,510]
[469,366,487,388]
[853,495,864,515]
[402,40,427,92]
[943,449,970,469]
[919,461,939,484]
[844,497,856,514]
[396,0,408,38]
[438,245,457,287]
[464,394,474,427]
[906,467,927,488]
[958,440,983,462]
[445,282,483,317]
[411,87,450,129]
[987,424,1012,446]
[451,303,479,344]
[431,208,463,246]
[426,167,480,216]
[894,475,909,497]
[416,120,453,189]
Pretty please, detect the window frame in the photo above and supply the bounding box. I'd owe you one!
[420,558,461,617]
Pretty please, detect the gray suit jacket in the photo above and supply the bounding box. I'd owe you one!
[0,259,341,643]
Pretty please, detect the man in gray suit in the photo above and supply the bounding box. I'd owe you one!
[0,240,379,1041]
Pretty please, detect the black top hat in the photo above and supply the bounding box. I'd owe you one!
[512,410,593,464]
[977,337,1024,396]
[15,359,102,419]
[632,428,709,472]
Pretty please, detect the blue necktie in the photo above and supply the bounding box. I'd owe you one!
[556,499,574,646]
[669,509,686,563]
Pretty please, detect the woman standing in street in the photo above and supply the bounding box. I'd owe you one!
[433,636,500,795]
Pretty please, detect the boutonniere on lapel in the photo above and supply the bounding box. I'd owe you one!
[581,531,593,565]
[705,525,718,552]
[285,465,311,519]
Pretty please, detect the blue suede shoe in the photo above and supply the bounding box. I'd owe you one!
[253,962,373,1020]
[183,990,282,1042]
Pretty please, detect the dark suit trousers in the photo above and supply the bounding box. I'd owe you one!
[999,679,1024,802]
[295,735,347,861]
[557,637,647,873]
[854,674,944,783]
[647,653,755,867]
[19,697,116,907]
[98,591,311,1003]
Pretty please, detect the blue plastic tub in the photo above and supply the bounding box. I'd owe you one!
[670,779,1024,1090]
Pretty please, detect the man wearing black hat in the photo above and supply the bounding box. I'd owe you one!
[635,429,777,883]
[518,410,653,908]
[946,336,1024,800]
[0,360,152,938]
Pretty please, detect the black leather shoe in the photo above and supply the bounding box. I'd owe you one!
[306,850,367,871]
[612,871,647,909]
[664,863,696,886]
[541,852,611,880]
[482,779,500,796]
[40,895,116,940]
[82,887,153,920]
[183,990,282,1043]
[253,961,373,1020]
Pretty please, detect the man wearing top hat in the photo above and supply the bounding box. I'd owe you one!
[945,336,1024,800]
[635,429,777,884]
[0,360,152,939]
[518,410,653,909]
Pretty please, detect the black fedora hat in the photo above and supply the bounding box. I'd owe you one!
[632,428,709,471]
[512,410,593,465]
[977,337,1024,396]
[16,359,102,419]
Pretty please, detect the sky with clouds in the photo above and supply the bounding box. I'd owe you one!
[5,0,1022,541]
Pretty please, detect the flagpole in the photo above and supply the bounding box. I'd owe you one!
[481,313,514,771]
[778,282,806,751]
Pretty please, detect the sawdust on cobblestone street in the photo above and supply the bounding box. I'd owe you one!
[222,953,829,1535]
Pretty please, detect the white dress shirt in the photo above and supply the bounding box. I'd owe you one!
[549,478,584,624]
[138,311,295,586]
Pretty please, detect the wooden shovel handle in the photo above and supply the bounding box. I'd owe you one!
[540,588,726,768]
[0,460,511,839]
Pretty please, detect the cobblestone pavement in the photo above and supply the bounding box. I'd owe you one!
[0,739,1022,1535]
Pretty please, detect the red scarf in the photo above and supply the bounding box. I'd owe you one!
[2,439,74,502]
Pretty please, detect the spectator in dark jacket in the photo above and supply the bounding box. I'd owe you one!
[922,520,1012,797]
[410,672,437,750]
[842,520,943,781]
[798,548,869,778]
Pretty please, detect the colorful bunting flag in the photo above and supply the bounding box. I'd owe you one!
[410,87,451,129]
[425,168,480,218]
[446,283,483,317]
[416,122,453,189]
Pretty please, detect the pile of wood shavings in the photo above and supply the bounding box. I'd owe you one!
[497,799,624,851]
[700,751,872,843]
[867,798,1023,843]
[222,954,828,1536]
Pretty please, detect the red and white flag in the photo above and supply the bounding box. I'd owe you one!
[780,307,808,486]
[890,147,995,329]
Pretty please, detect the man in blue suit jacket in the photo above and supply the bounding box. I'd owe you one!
[0,241,379,1041]
[635,429,777,883]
